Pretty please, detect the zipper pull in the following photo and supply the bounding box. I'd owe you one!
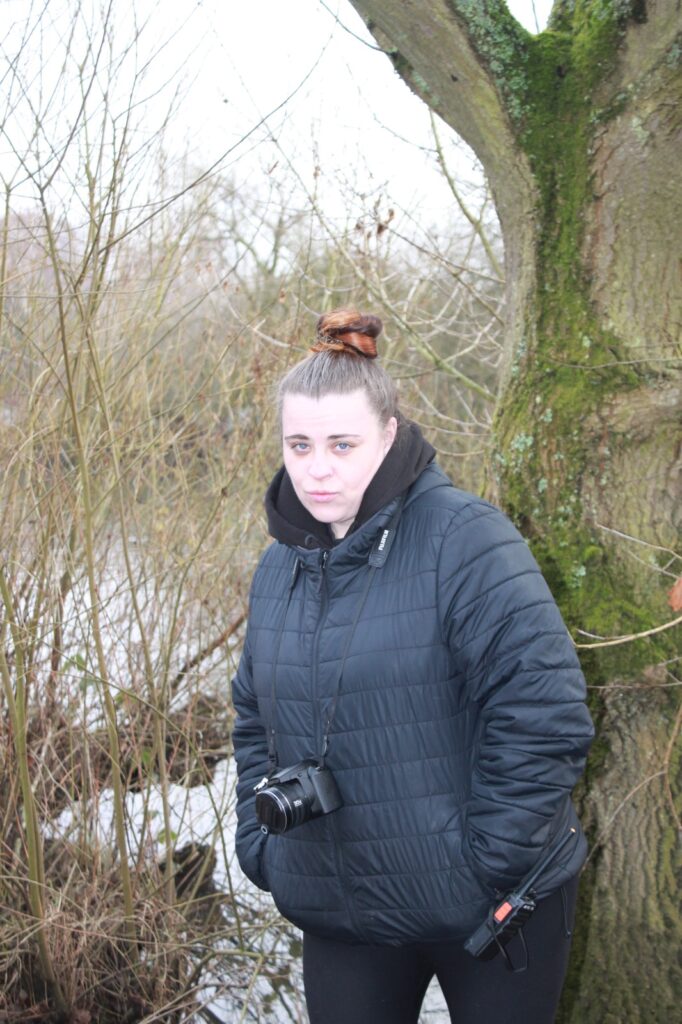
[320,550,329,572]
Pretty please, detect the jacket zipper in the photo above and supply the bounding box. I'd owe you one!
[311,550,369,941]
[310,549,328,754]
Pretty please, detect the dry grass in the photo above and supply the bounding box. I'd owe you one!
[0,205,502,1020]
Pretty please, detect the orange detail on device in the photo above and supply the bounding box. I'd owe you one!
[494,901,513,923]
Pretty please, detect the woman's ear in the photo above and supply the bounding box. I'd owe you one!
[383,416,398,454]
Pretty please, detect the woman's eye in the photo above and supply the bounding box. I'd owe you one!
[289,442,309,452]
[335,442,352,452]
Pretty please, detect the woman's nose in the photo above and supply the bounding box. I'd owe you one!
[308,452,332,479]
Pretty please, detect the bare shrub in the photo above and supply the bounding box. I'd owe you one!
[0,3,503,1020]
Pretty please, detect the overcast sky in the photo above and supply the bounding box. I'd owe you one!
[1,1,553,225]
[159,0,554,219]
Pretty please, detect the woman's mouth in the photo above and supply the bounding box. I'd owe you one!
[307,492,337,503]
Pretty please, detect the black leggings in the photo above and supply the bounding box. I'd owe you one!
[303,874,579,1024]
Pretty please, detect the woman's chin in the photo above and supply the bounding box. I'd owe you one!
[305,502,335,520]
[304,498,340,521]
[304,503,355,538]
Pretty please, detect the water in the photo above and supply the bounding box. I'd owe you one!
[46,755,451,1022]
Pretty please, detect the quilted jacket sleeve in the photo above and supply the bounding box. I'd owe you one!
[438,502,594,891]
[231,627,270,892]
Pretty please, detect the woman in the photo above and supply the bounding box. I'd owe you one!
[232,309,594,1024]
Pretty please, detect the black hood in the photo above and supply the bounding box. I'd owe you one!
[264,417,436,550]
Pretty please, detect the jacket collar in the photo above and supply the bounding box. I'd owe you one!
[291,464,454,576]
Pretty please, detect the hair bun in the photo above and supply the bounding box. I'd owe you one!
[311,308,382,359]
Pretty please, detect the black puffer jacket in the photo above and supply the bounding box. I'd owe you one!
[232,464,594,945]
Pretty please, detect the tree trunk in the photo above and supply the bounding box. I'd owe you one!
[348,1,681,1018]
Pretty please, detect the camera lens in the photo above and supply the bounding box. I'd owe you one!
[255,782,311,834]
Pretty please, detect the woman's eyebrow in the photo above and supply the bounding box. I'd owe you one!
[284,433,363,441]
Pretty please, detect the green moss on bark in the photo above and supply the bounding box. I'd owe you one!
[484,2,674,686]
[445,1,531,121]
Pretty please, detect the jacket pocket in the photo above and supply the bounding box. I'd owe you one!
[457,833,498,900]
[438,828,494,904]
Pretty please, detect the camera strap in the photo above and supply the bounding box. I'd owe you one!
[266,493,407,770]
[320,493,407,765]
[319,561,377,766]
[267,557,301,767]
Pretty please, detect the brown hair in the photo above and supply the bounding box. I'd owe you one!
[277,309,398,425]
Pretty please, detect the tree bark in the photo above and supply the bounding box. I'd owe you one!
[348,1,681,1018]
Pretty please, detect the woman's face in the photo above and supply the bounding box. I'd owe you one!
[282,389,398,539]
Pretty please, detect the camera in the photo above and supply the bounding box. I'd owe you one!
[254,759,342,834]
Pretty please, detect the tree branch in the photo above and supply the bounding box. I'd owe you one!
[346,0,539,375]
